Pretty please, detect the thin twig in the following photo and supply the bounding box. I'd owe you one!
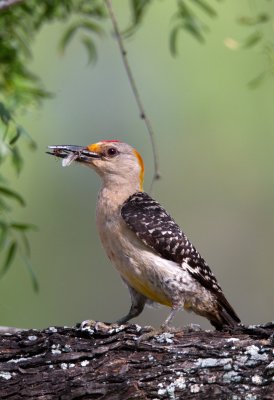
[104,0,160,190]
[0,0,24,11]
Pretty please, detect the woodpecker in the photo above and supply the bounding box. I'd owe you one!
[47,140,240,330]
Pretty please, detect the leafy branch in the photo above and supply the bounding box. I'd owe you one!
[129,0,274,86]
[0,0,107,286]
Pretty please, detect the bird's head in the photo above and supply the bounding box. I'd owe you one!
[47,140,144,191]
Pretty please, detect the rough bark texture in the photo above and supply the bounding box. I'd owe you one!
[0,321,273,399]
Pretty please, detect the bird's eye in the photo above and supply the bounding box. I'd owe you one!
[106,147,118,157]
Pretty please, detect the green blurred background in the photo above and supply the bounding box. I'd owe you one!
[1,1,274,329]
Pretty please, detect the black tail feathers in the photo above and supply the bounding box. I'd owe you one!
[210,295,241,331]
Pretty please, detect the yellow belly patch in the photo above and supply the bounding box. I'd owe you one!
[124,273,172,307]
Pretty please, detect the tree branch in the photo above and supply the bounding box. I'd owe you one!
[104,0,161,191]
[0,321,273,399]
[0,326,25,334]
[0,0,24,11]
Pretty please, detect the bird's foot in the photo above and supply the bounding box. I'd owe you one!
[78,319,114,333]
[184,323,202,332]
[77,319,96,330]
[136,324,180,343]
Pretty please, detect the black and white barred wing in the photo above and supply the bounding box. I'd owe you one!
[121,192,240,323]
[121,192,220,291]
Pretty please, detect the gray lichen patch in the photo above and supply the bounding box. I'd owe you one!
[63,344,72,352]
[226,338,240,343]
[207,375,216,384]
[237,355,248,365]
[80,360,89,367]
[7,352,46,364]
[51,344,62,355]
[134,324,142,332]
[51,343,72,355]
[245,345,268,361]
[0,372,13,380]
[8,356,34,364]
[27,335,37,341]
[223,371,242,383]
[190,383,202,393]
[195,357,232,368]
[60,363,75,370]
[155,332,174,344]
[265,360,274,376]
[245,395,257,400]
[251,375,263,385]
[148,354,155,362]
[157,376,187,399]
[47,327,58,333]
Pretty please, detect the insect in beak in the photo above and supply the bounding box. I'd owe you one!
[47,145,101,167]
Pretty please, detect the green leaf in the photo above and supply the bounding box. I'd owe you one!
[170,26,180,56]
[0,197,11,212]
[59,20,103,53]
[9,126,22,145]
[0,102,12,125]
[248,72,267,89]
[12,28,32,59]
[11,222,37,231]
[81,35,97,64]
[0,186,25,206]
[238,13,269,26]
[59,23,79,53]
[16,125,37,150]
[11,147,24,175]
[125,0,153,36]
[80,20,104,35]
[21,232,31,257]
[21,255,39,292]
[243,31,262,48]
[175,1,206,44]
[16,85,53,100]
[190,0,217,18]
[184,20,205,43]
[0,223,9,251]
[130,0,151,25]
[0,241,17,278]
[177,0,191,19]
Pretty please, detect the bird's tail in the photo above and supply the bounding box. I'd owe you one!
[210,294,241,331]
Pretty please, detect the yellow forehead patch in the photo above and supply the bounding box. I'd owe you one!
[133,149,144,190]
[87,143,101,152]
[87,140,121,153]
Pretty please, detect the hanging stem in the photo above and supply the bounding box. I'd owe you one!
[104,0,160,190]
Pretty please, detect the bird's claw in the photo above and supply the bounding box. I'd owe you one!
[78,319,112,331]
[136,324,180,343]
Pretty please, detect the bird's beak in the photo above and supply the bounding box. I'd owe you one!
[47,145,101,165]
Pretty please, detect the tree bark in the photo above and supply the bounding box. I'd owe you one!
[0,321,273,399]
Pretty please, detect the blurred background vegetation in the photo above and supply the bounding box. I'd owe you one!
[0,0,274,329]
